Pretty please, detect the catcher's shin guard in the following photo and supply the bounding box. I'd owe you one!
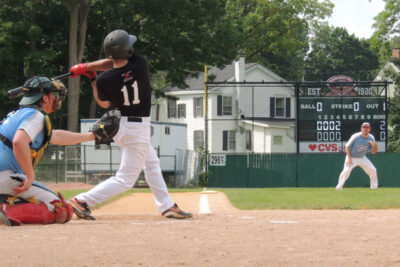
[1,202,56,225]
[0,197,73,226]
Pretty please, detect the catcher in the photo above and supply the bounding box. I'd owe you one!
[0,76,96,226]
[336,122,378,190]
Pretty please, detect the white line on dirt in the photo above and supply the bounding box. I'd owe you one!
[199,194,211,214]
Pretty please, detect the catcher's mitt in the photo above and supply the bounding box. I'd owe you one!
[368,141,378,154]
[91,110,121,142]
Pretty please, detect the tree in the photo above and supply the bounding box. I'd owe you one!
[0,0,69,124]
[370,0,400,65]
[63,0,89,132]
[385,57,400,152]
[304,24,380,81]
[225,0,334,80]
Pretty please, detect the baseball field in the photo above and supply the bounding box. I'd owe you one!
[1,183,400,266]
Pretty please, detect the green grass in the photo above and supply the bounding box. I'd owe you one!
[59,187,400,210]
[219,188,400,210]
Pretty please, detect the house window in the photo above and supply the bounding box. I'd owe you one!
[273,135,283,145]
[270,97,291,118]
[151,126,154,136]
[178,103,186,118]
[217,95,232,115]
[193,97,203,118]
[245,130,252,150]
[275,98,285,117]
[167,100,176,118]
[193,130,204,150]
[165,126,170,135]
[223,130,236,151]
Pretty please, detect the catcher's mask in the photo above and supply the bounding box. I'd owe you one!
[20,76,67,111]
[104,29,137,60]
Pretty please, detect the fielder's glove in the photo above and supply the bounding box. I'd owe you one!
[368,141,378,154]
[91,110,121,142]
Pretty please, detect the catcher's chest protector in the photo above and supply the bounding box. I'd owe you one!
[30,114,52,167]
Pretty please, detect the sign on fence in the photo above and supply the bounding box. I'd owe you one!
[209,154,226,166]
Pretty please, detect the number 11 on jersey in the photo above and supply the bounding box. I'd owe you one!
[121,81,141,106]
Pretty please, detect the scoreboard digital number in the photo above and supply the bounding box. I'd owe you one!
[297,82,387,153]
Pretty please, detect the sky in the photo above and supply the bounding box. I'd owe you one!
[326,0,386,39]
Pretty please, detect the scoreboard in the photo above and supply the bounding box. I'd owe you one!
[297,82,387,153]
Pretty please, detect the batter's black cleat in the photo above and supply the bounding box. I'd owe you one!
[162,204,193,219]
[0,211,11,226]
[68,197,96,220]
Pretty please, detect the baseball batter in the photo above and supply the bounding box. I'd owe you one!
[68,29,192,220]
[0,77,95,226]
[336,122,378,190]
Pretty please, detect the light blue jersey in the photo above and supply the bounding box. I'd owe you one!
[346,132,375,158]
[0,107,47,173]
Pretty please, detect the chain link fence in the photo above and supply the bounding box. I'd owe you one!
[35,144,201,188]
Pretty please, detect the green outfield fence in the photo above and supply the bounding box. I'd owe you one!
[208,153,400,188]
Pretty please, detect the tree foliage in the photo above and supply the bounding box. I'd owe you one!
[386,58,400,152]
[370,0,400,65]
[226,0,333,80]
[304,24,380,81]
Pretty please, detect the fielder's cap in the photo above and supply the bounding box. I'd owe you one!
[19,76,52,105]
[362,122,371,128]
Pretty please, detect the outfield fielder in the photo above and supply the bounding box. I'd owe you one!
[68,29,192,220]
[336,122,378,190]
[0,76,95,226]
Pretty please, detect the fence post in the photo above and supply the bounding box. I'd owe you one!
[83,145,87,184]
[55,145,58,184]
[109,145,112,175]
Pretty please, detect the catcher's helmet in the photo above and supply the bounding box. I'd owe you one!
[19,76,67,106]
[104,29,137,60]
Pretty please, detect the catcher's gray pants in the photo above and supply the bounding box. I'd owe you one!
[75,117,174,212]
[336,156,378,190]
[0,170,59,211]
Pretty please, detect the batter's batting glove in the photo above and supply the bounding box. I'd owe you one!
[70,63,88,78]
[83,70,97,82]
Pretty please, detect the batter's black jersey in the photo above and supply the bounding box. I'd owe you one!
[96,53,151,117]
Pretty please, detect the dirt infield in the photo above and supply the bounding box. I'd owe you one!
[1,183,400,266]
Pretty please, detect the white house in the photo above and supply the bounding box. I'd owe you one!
[375,48,400,97]
[151,57,296,154]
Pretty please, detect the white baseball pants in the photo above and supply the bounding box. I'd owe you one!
[0,170,59,211]
[336,156,378,190]
[75,117,174,213]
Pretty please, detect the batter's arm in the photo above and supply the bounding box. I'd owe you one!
[50,130,95,145]
[12,130,35,195]
[87,59,113,72]
[91,81,111,108]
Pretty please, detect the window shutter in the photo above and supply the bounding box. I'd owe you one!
[270,97,275,118]
[217,95,222,116]
[167,102,170,118]
[222,131,228,151]
[156,104,160,121]
[286,98,291,118]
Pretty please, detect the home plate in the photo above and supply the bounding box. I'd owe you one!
[270,220,298,224]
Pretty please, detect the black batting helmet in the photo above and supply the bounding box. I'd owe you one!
[104,29,137,60]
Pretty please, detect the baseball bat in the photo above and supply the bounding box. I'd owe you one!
[7,72,72,99]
